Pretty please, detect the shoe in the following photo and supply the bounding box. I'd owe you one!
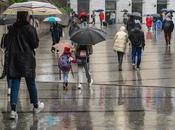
[10,119,18,129]
[33,102,44,114]
[136,67,140,71]
[89,79,93,87]
[10,111,18,120]
[78,83,82,89]
[8,88,11,96]
[132,64,135,70]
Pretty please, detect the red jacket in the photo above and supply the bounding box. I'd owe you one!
[99,12,104,21]
[146,17,152,27]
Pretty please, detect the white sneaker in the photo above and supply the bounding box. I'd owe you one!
[89,79,93,87]
[33,102,44,114]
[10,111,18,120]
[8,88,11,96]
[78,83,82,89]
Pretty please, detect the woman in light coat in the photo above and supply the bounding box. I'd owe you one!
[113,26,128,71]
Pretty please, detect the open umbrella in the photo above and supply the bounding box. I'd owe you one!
[0,16,16,25]
[121,9,128,12]
[70,27,106,45]
[3,1,62,15]
[151,14,161,18]
[95,9,104,12]
[53,41,74,55]
[167,9,175,13]
[43,16,61,22]
[161,8,168,12]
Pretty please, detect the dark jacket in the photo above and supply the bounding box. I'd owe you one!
[162,19,174,32]
[129,28,145,48]
[6,21,39,78]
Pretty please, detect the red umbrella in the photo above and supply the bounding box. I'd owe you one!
[79,11,87,17]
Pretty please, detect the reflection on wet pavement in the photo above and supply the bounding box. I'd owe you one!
[1,25,175,129]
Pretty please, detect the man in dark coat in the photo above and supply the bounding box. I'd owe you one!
[6,11,44,120]
[129,25,145,70]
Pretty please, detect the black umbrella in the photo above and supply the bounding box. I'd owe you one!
[167,9,175,13]
[151,14,161,18]
[121,9,128,12]
[70,27,106,45]
[128,12,141,18]
[95,9,104,12]
[161,8,168,12]
[0,16,16,25]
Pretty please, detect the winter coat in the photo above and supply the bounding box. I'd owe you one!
[113,26,128,53]
[99,12,104,21]
[162,18,174,33]
[6,21,39,78]
[129,28,145,48]
[146,17,152,27]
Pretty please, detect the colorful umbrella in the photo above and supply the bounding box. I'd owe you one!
[43,17,61,22]
[53,41,74,55]
[3,1,62,15]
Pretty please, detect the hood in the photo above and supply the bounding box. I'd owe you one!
[120,26,126,32]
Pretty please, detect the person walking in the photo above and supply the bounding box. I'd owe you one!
[58,47,76,90]
[162,14,174,46]
[91,11,96,25]
[50,22,60,53]
[110,11,116,25]
[113,26,128,71]
[129,25,145,70]
[146,15,152,32]
[5,11,44,119]
[76,45,93,89]
[99,11,105,28]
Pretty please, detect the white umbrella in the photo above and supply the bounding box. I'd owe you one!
[3,1,62,15]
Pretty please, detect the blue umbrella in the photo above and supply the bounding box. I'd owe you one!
[43,16,61,22]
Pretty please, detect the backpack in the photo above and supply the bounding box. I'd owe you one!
[58,54,71,71]
[130,30,143,47]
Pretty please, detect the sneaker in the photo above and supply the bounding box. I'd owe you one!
[132,64,135,70]
[136,67,140,71]
[78,83,82,89]
[8,88,11,96]
[89,79,93,87]
[33,102,44,114]
[10,111,18,120]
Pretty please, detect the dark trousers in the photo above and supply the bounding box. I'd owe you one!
[117,51,124,66]
[10,78,38,110]
[132,47,142,68]
[164,31,172,44]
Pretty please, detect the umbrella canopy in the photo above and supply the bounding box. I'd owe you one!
[95,9,104,12]
[128,12,142,18]
[53,41,74,55]
[0,16,16,25]
[167,9,175,13]
[151,14,161,18]
[70,27,106,45]
[121,9,128,12]
[161,8,168,12]
[3,1,62,15]
[43,16,61,22]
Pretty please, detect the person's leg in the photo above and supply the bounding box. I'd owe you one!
[10,78,21,111]
[84,63,91,83]
[137,47,142,68]
[164,31,168,45]
[63,72,69,88]
[132,47,136,65]
[25,78,38,107]
[168,32,172,44]
[78,65,83,84]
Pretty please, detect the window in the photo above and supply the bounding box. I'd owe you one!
[106,0,116,10]
[132,0,143,15]
[157,0,167,13]
[78,0,90,14]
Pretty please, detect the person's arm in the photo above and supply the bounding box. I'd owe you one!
[142,32,145,50]
[29,27,39,49]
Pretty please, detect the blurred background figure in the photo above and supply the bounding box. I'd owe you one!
[146,15,152,32]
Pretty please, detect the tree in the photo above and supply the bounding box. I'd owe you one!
[9,0,28,5]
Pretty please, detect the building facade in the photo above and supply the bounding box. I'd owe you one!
[70,0,175,23]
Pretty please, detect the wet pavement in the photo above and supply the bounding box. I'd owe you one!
[1,24,175,130]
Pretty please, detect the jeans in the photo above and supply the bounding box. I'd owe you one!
[63,72,69,83]
[78,63,91,83]
[7,77,12,88]
[10,78,38,110]
[132,47,142,67]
